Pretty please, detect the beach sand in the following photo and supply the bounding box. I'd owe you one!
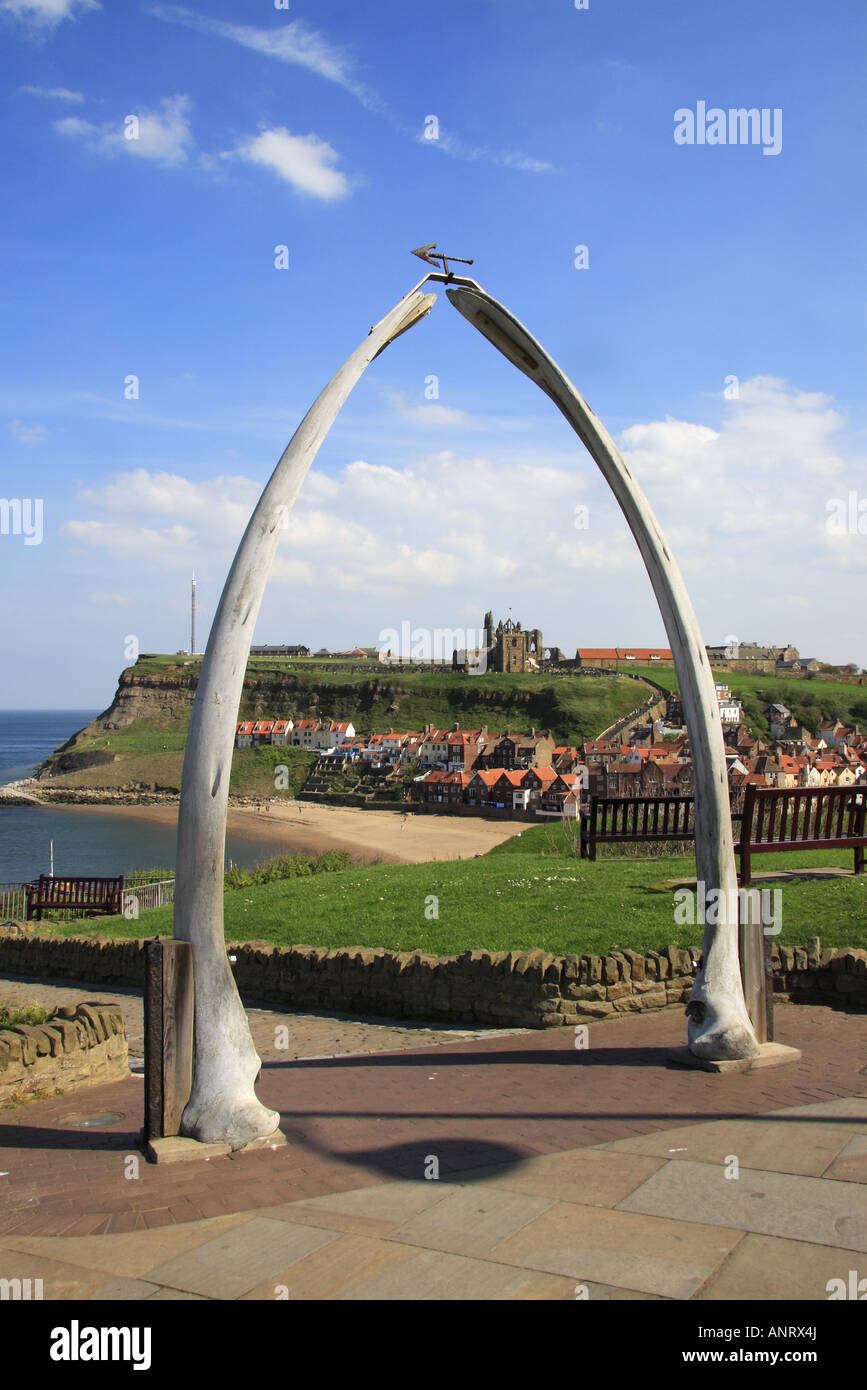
[98,800,523,865]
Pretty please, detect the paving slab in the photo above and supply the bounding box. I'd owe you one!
[270,1179,460,1236]
[446,1148,667,1206]
[490,1202,743,1299]
[694,1231,867,1301]
[822,1134,867,1183]
[88,1277,163,1300]
[146,1287,211,1300]
[0,1212,253,1277]
[144,1215,340,1299]
[756,1096,867,1129]
[386,1186,556,1259]
[0,1249,108,1300]
[603,1118,853,1177]
[618,1159,867,1252]
[240,1232,422,1301]
[335,1247,579,1301]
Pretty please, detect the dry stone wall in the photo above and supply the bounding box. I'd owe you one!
[0,936,864,1029]
[0,1002,128,1105]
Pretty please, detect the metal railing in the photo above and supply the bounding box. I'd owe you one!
[121,879,175,917]
[0,882,27,920]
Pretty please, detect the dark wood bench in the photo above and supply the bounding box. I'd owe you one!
[25,874,125,922]
[738,784,866,885]
[580,795,696,861]
[581,786,866,884]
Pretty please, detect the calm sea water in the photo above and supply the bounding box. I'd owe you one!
[0,710,293,883]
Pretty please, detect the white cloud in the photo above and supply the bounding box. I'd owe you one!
[64,519,195,558]
[146,3,380,111]
[619,377,851,501]
[619,416,720,495]
[55,95,194,167]
[8,418,48,443]
[388,392,472,428]
[58,375,866,666]
[225,127,350,200]
[18,84,85,101]
[2,0,98,29]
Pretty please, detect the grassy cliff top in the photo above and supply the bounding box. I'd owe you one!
[35,657,654,793]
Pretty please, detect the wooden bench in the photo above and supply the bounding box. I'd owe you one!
[581,786,866,885]
[738,784,866,885]
[25,874,125,922]
[580,794,696,861]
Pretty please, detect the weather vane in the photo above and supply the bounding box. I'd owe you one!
[412,243,474,279]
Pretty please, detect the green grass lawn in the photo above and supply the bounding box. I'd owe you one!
[45,825,866,957]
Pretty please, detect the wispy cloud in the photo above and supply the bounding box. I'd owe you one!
[387,392,473,428]
[1,0,99,30]
[89,591,129,605]
[225,128,351,201]
[7,418,48,444]
[147,3,552,174]
[18,84,85,101]
[145,3,382,111]
[54,94,194,166]
[417,129,554,174]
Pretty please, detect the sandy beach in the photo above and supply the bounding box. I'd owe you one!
[94,800,523,865]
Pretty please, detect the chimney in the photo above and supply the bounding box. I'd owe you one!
[452,721,459,732]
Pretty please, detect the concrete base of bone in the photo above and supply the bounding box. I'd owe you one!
[146,1128,287,1164]
[667,1041,802,1074]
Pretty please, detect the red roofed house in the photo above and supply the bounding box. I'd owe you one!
[576,648,673,670]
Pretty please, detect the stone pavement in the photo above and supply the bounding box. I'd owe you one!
[0,1001,865,1300]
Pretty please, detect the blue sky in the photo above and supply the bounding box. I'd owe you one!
[1,0,865,706]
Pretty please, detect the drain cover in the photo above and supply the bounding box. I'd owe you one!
[61,1111,125,1129]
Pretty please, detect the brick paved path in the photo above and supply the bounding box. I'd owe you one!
[1,1002,864,1239]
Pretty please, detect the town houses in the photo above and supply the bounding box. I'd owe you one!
[234,702,867,819]
[234,718,356,751]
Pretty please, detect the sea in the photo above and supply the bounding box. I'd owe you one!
[0,710,289,884]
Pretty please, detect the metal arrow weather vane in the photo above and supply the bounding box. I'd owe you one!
[412,243,474,278]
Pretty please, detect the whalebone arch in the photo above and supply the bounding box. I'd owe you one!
[172,273,758,1150]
